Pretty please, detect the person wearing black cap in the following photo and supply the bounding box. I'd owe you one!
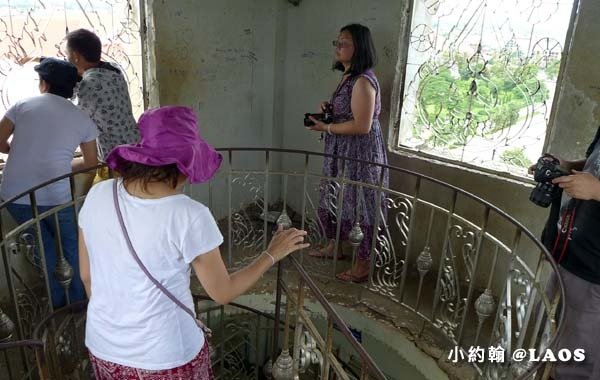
[0,57,99,308]
[19,29,140,183]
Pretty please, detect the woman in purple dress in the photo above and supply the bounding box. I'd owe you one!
[307,24,388,282]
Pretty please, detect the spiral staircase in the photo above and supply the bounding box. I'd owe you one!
[0,148,564,380]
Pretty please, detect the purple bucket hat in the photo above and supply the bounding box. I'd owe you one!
[105,106,222,184]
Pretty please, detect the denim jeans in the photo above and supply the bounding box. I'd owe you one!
[7,203,85,308]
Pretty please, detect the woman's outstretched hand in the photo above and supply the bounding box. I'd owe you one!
[266,224,310,262]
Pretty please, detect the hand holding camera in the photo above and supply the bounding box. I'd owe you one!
[304,103,333,128]
[529,154,569,207]
[530,154,600,203]
[553,170,600,201]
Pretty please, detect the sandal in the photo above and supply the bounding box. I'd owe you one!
[335,270,369,283]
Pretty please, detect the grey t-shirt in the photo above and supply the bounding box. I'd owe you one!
[1,93,98,205]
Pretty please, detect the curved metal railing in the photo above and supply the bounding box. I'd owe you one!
[0,297,307,379]
[0,148,564,380]
[0,165,101,380]
[204,148,565,380]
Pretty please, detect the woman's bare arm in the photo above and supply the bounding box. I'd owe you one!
[191,227,308,305]
[79,228,92,298]
[307,77,376,135]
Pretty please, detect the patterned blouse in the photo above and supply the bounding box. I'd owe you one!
[76,62,140,160]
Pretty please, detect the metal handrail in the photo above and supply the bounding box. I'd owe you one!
[0,164,103,210]
[0,148,565,380]
[212,148,550,257]
[289,254,387,379]
[0,148,559,277]
[0,295,341,379]
[214,148,565,380]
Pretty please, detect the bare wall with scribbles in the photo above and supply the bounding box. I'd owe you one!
[151,0,403,150]
[150,0,404,218]
[152,0,282,150]
[151,0,287,219]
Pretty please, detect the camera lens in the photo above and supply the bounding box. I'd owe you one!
[529,182,557,208]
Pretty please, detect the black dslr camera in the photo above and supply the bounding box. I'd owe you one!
[529,154,569,208]
[304,103,333,127]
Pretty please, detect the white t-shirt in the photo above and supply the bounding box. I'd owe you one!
[1,93,98,205]
[78,179,223,370]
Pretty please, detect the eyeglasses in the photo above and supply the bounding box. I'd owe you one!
[332,40,353,49]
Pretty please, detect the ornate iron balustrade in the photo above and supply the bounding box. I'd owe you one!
[202,148,564,380]
[0,148,564,379]
[270,255,388,379]
[0,166,101,379]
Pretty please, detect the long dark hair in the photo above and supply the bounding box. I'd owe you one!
[333,24,377,76]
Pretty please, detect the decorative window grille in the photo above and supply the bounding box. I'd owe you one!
[397,0,575,176]
[0,0,144,161]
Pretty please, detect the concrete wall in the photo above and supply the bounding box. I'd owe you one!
[152,0,290,218]
[152,0,281,149]
[151,0,402,151]
[545,0,600,159]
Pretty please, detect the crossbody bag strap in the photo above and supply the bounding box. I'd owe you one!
[112,180,210,335]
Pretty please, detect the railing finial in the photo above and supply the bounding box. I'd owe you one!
[0,308,15,342]
[276,209,292,230]
[349,221,364,246]
[475,288,496,322]
[54,256,74,289]
[416,246,433,276]
[264,358,273,379]
[272,349,294,379]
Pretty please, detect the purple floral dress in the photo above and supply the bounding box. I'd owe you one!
[318,70,389,260]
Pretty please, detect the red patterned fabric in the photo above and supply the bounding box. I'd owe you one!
[89,342,214,380]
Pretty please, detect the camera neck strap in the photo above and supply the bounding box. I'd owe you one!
[551,203,578,263]
[112,180,211,337]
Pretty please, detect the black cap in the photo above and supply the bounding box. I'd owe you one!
[34,58,81,88]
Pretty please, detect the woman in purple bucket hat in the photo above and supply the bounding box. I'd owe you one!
[77,106,309,379]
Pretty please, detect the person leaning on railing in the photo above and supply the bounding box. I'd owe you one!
[64,28,140,184]
[19,28,140,185]
[305,23,388,283]
[77,106,308,379]
[0,58,99,308]
[533,127,600,379]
